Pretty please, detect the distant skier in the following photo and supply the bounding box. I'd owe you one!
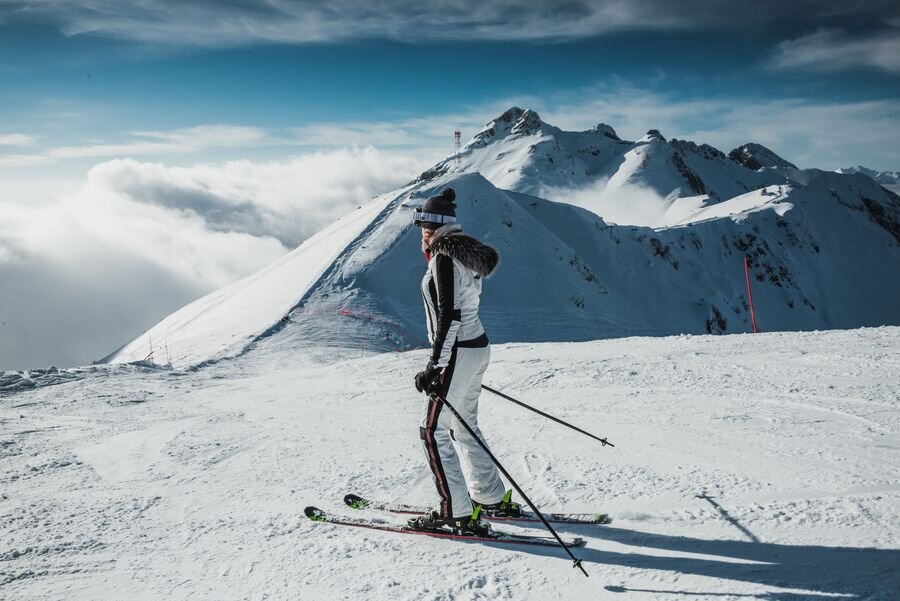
[410,187,521,536]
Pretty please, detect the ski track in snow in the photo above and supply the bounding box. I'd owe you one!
[1,327,899,600]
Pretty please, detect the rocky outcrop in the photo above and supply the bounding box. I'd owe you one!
[728,143,797,171]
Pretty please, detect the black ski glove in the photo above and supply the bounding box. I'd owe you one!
[415,361,442,395]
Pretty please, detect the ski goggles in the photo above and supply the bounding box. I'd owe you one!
[413,209,457,227]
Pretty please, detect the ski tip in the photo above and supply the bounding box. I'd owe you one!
[304,506,327,521]
[343,493,370,510]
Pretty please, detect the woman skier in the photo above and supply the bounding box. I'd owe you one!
[410,187,521,536]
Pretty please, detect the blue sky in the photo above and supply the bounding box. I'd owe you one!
[1,0,899,369]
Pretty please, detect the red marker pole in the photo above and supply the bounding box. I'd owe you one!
[744,256,758,333]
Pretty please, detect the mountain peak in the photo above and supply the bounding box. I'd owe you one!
[467,106,545,149]
[639,129,666,143]
[495,105,529,123]
[728,143,797,171]
[591,123,621,140]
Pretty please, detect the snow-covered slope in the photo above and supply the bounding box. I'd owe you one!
[106,173,655,366]
[105,108,900,369]
[509,173,899,337]
[104,184,416,365]
[3,328,899,599]
[437,107,632,195]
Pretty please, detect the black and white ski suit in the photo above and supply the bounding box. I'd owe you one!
[420,223,506,518]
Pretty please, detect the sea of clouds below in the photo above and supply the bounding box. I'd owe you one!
[0,147,427,370]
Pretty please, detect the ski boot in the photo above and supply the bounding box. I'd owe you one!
[477,489,523,518]
[407,510,493,537]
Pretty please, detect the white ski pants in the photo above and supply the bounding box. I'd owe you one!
[420,344,506,518]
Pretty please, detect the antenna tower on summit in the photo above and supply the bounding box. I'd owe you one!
[454,130,461,167]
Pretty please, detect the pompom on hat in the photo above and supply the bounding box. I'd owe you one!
[413,188,457,228]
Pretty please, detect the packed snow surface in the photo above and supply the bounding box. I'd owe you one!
[2,327,898,600]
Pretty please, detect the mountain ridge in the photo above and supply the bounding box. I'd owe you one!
[104,108,900,368]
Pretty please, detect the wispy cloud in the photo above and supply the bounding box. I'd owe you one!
[132,125,270,148]
[0,132,36,145]
[286,108,521,149]
[0,153,49,167]
[0,124,282,164]
[4,82,898,173]
[771,28,900,73]
[3,0,896,46]
[530,84,900,171]
[41,125,271,159]
[8,84,898,172]
[3,116,486,164]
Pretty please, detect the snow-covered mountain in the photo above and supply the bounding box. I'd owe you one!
[105,108,900,368]
[419,107,797,226]
[425,107,760,198]
[837,165,900,184]
[836,165,900,194]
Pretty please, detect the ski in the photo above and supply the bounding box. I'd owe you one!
[343,493,612,525]
[304,506,585,548]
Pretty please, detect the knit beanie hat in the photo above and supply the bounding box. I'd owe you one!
[413,188,457,228]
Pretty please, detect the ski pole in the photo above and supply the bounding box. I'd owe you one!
[431,392,589,578]
[482,385,614,447]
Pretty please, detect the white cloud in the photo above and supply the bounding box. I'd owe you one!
[5,121,451,164]
[43,125,272,159]
[45,141,181,160]
[0,133,36,146]
[0,146,428,370]
[0,153,50,167]
[539,177,676,226]
[89,148,428,247]
[132,125,270,148]
[5,114,492,166]
[285,108,519,149]
[289,123,425,148]
[771,28,900,74]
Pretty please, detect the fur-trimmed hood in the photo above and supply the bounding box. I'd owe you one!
[429,224,500,277]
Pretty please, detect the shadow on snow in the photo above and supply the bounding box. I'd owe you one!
[493,523,898,600]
